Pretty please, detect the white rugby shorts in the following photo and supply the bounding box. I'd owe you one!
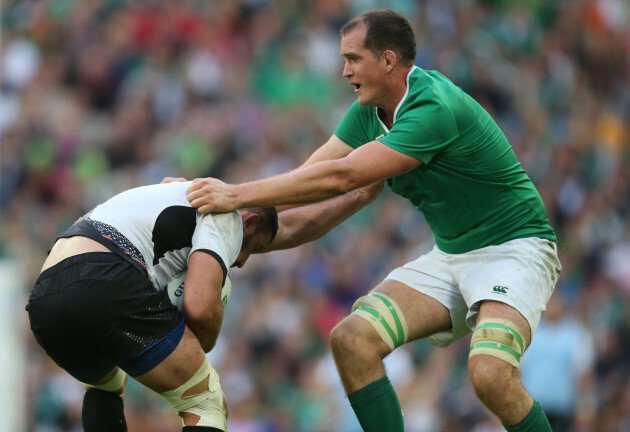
[386,237,562,347]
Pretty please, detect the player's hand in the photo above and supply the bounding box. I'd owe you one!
[187,177,238,214]
[161,177,187,183]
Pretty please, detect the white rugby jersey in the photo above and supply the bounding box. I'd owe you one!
[81,181,242,291]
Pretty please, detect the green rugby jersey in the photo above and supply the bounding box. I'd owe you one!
[334,66,556,254]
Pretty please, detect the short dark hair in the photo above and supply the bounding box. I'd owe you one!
[340,9,416,67]
[245,207,278,245]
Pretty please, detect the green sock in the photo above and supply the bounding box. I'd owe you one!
[348,376,404,432]
[504,400,552,432]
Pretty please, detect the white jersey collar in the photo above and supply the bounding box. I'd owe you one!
[375,65,418,133]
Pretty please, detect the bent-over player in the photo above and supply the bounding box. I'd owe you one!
[26,179,381,431]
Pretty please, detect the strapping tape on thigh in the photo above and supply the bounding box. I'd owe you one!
[351,292,408,351]
[469,318,526,368]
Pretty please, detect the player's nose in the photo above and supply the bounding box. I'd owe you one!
[343,61,352,77]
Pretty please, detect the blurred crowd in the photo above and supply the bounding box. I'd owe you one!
[1,0,629,431]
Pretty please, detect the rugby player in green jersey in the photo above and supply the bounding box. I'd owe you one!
[188,9,561,432]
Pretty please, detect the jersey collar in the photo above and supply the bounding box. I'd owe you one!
[375,65,418,133]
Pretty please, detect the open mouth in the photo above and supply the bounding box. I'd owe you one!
[353,84,361,92]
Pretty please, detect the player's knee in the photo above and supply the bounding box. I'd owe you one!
[159,358,227,431]
[331,293,408,359]
[330,316,371,356]
[468,356,512,398]
[468,318,527,400]
[330,317,358,354]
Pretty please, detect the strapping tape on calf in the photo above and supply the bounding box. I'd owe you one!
[469,318,526,368]
[351,292,408,351]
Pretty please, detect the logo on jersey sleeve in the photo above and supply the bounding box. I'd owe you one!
[492,285,508,295]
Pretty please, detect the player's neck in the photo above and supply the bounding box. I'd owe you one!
[378,70,411,128]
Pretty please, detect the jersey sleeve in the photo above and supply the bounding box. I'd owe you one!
[334,100,373,149]
[190,211,243,272]
[380,99,459,164]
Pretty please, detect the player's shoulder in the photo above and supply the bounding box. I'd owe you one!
[408,67,453,100]
[146,180,193,194]
[199,210,242,233]
[140,180,193,203]
[401,68,461,118]
[102,181,193,211]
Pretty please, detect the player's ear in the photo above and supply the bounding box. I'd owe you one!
[242,212,261,235]
[383,50,397,72]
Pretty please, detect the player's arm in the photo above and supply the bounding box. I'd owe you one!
[182,250,225,353]
[188,139,420,213]
[266,134,384,246]
[262,180,383,252]
[274,135,354,213]
[301,134,355,165]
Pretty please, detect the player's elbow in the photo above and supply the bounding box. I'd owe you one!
[185,306,222,352]
[188,320,220,353]
[329,162,365,195]
[333,177,357,195]
[194,337,216,353]
[199,337,217,353]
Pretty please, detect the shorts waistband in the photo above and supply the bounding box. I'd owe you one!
[37,252,120,281]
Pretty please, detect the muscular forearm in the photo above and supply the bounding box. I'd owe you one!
[233,160,359,208]
[188,160,365,213]
[263,181,383,252]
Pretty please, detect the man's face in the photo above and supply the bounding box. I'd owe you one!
[341,25,386,106]
[232,231,270,268]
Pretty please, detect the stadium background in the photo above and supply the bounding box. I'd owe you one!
[1,0,629,431]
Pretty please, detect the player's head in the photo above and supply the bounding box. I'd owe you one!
[340,9,416,68]
[233,207,278,268]
[340,10,416,107]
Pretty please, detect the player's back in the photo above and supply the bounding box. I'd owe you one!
[87,182,198,288]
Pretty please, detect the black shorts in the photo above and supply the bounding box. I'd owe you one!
[26,252,184,383]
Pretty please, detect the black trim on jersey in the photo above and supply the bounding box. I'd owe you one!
[195,249,228,287]
[152,206,197,265]
[60,219,148,277]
